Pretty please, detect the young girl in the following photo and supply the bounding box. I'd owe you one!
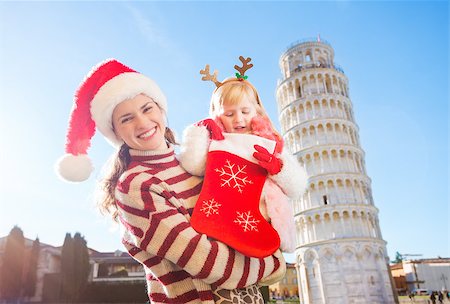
[179,56,308,257]
[56,59,286,304]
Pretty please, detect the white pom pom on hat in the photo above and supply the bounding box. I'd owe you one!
[56,59,167,182]
[56,154,94,182]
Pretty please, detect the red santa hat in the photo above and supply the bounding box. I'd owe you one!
[56,59,167,182]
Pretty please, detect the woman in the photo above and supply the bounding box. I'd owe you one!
[56,59,286,303]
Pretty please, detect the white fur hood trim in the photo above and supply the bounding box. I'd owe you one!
[269,150,308,199]
[178,124,210,176]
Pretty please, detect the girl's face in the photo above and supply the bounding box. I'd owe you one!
[112,94,167,151]
[218,93,258,134]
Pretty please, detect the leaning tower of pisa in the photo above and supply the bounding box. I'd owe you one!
[276,38,397,304]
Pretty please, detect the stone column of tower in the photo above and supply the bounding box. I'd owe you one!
[276,38,397,304]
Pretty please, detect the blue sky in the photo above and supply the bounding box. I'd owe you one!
[0,1,448,263]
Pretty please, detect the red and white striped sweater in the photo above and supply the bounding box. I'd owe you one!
[115,146,285,303]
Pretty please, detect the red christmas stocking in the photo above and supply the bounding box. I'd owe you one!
[191,133,281,258]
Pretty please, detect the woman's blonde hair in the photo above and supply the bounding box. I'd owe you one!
[98,108,177,221]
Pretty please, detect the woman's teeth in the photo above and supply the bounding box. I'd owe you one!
[139,128,156,139]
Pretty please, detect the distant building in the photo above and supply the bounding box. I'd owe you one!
[269,263,299,300]
[0,236,144,302]
[390,262,407,295]
[90,250,145,283]
[391,258,450,294]
[0,236,61,303]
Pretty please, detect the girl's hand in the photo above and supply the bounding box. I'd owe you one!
[253,144,283,175]
[195,118,224,140]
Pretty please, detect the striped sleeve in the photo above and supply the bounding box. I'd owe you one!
[116,170,284,289]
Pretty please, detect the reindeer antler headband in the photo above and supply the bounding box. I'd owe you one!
[200,56,253,88]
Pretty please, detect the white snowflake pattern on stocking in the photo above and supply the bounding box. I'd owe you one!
[215,159,253,193]
[200,198,221,217]
[234,211,260,232]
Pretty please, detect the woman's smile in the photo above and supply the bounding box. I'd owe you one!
[138,127,157,140]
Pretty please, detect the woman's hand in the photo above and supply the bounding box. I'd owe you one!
[195,118,224,140]
[253,144,282,175]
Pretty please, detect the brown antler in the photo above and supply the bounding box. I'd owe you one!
[200,64,222,87]
[234,56,253,77]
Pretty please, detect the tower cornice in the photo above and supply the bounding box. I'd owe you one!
[282,117,359,134]
[277,67,347,92]
[277,65,347,88]
[295,203,379,218]
[278,93,353,115]
[306,172,372,185]
[279,39,334,65]
[295,238,388,252]
[293,144,366,160]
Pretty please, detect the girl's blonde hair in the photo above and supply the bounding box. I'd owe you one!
[98,109,177,221]
[209,78,263,116]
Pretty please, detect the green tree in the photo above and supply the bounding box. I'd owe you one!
[0,226,25,302]
[59,232,90,302]
[60,233,74,302]
[72,232,90,301]
[23,238,40,298]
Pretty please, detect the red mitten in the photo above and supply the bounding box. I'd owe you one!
[191,133,280,258]
[195,118,225,140]
[253,145,283,175]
